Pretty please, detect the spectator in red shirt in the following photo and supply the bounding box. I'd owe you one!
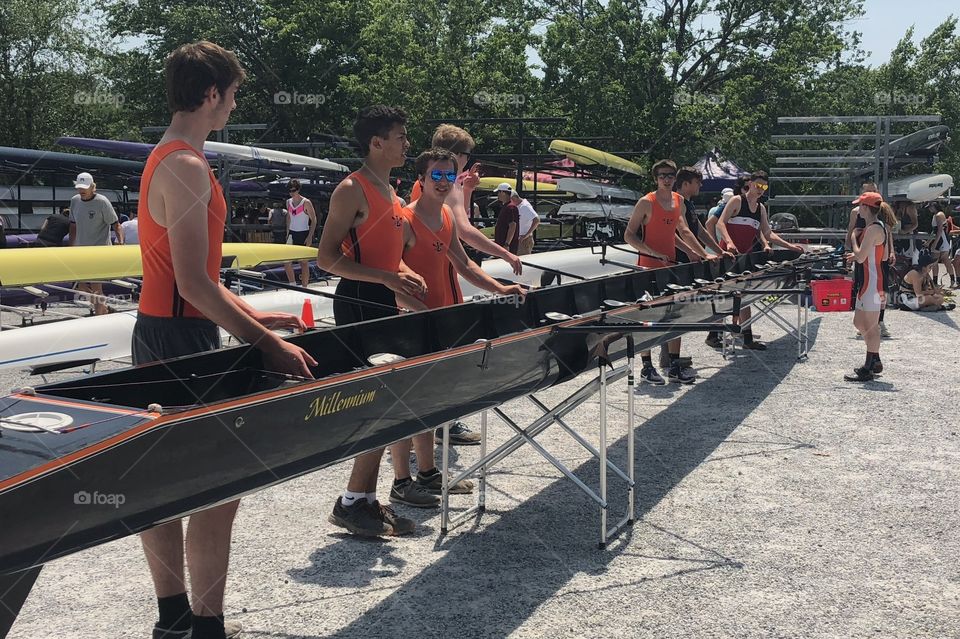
[493,183,519,254]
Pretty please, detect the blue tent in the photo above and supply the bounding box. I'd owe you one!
[695,148,748,192]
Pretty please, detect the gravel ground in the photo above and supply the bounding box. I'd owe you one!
[3,302,959,639]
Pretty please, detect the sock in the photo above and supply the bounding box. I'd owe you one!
[366,492,377,504]
[669,353,680,368]
[341,490,366,507]
[743,329,754,344]
[879,308,885,322]
[157,593,192,631]
[418,467,440,480]
[393,476,411,487]
[191,614,226,639]
[641,354,652,367]
[864,352,879,369]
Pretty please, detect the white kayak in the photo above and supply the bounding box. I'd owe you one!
[0,246,634,371]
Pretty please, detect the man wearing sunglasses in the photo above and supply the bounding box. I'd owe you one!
[387,148,526,507]
[625,159,706,385]
[713,170,802,350]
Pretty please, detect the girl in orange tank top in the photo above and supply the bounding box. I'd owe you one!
[138,141,226,318]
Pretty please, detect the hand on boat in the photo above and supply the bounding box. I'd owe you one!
[256,311,308,332]
[703,253,720,262]
[762,244,773,254]
[263,339,317,379]
[497,284,527,301]
[721,250,736,259]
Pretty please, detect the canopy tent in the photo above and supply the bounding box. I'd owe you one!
[694,148,749,192]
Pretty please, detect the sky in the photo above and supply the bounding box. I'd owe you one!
[856,0,957,66]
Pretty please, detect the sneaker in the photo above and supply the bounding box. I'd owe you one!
[844,367,875,382]
[416,471,474,495]
[153,620,242,639]
[372,501,416,536]
[668,364,695,384]
[855,331,863,340]
[704,334,722,349]
[435,421,481,446]
[389,479,440,508]
[742,340,767,351]
[640,365,665,385]
[328,497,390,537]
[879,322,891,339]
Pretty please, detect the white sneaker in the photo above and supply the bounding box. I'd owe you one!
[879,322,891,339]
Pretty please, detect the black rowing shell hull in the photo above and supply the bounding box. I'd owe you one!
[0,251,801,576]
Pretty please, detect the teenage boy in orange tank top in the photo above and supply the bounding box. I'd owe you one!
[410,124,520,446]
[625,159,711,385]
[135,42,315,639]
[317,105,429,538]
[388,148,525,506]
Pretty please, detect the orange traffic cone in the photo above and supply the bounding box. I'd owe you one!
[300,299,315,328]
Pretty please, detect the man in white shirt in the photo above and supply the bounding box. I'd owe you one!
[511,191,539,255]
[121,211,140,245]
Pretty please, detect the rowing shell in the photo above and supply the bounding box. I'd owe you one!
[0,285,337,371]
[0,250,814,636]
[0,244,317,287]
[0,245,633,371]
[548,140,644,176]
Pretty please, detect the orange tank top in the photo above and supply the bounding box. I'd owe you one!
[401,204,463,309]
[636,191,682,268]
[340,171,404,273]
[138,141,225,318]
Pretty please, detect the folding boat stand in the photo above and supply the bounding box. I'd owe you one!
[721,286,810,362]
[440,336,637,548]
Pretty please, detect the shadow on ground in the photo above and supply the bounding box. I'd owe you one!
[278,321,822,638]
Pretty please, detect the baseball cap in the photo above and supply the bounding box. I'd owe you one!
[495,182,512,192]
[74,172,94,189]
[852,191,882,207]
[720,188,734,203]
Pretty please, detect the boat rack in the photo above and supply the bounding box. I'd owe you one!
[439,338,640,548]
[769,115,945,225]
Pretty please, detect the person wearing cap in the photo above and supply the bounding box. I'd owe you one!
[845,190,891,382]
[69,171,124,315]
[898,252,953,311]
[493,182,520,254]
[704,186,737,251]
[511,190,539,255]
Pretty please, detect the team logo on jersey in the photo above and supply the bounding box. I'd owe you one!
[433,240,444,252]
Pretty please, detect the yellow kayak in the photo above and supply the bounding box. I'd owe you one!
[476,177,562,193]
[0,243,316,287]
[548,140,644,176]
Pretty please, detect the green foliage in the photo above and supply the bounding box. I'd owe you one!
[1,0,958,195]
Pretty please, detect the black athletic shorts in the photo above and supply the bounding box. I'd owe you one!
[333,278,398,325]
[290,230,310,246]
[131,314,221,365]
[272,230,287,244]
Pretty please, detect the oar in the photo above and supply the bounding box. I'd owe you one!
[231,272,400,313]
[519,261,588,281]
[602,242,680,266]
